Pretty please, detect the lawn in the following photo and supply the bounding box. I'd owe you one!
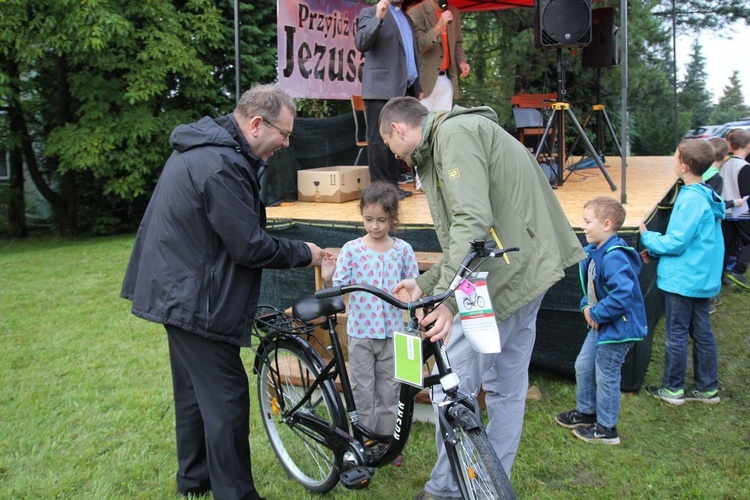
[1,235,748,498]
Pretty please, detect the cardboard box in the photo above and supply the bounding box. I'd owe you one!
[297,166,371,203]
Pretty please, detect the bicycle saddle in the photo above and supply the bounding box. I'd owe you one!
[293,294,345,322]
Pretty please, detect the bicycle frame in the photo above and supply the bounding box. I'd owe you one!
[252,304,445,471]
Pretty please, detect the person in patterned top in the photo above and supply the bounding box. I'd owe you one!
[321,181,419,466]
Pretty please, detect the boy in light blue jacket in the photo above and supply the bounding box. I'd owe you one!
[639,139,725,405]
[556,197,647,445]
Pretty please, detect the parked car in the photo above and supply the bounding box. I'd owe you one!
[684,125,721,139]
[709,120,750,139]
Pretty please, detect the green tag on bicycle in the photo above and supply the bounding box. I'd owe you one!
[393,329,423,388]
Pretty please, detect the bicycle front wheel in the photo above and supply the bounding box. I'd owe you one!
[257,339,343,493]
[449,424,515,500]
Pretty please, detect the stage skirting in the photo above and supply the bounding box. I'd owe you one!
[260,184,676,392]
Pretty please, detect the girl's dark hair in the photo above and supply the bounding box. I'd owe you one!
[359,181,401,231]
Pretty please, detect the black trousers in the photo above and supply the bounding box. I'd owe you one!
[165,325,260,500]
[364,98,402,185]
[723,219,750,274]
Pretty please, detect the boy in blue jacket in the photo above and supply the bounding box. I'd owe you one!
[556,197,647,445]
[640,139,725,405]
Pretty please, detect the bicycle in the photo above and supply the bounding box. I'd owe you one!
[250,239,518,499]
[463,289,486,310]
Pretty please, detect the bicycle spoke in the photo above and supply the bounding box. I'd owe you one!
[455,430,493,498]
[449,424,515,500]
[257,342,342,493]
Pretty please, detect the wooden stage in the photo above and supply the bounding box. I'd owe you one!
[261,156,675,391]
[267,156,676,229]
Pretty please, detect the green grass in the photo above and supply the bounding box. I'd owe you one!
[1,235,749,498]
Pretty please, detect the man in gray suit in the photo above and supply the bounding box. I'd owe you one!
[356,0,421,199]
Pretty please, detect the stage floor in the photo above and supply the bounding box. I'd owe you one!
[267,156,676,229]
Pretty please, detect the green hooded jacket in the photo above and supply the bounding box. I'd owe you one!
[412,105,585,321]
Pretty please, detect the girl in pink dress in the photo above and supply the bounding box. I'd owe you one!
[321,182,419,466]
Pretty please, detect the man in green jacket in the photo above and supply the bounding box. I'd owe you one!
[385,97,584,499]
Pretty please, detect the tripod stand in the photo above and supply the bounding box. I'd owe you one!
[534,49,617,191]
[568,67,623,171]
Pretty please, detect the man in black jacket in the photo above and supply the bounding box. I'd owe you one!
[121,84,326,499]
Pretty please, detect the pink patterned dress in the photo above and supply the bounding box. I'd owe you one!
[332,237,419,339]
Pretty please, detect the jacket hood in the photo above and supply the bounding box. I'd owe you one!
[169,116,239,153]
[683,182,726,220]
[584,234,642,276]
[169,114,263,171]
[415,105,498,164]
[424,105,498,136]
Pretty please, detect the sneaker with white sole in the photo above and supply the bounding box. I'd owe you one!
[573,422,620,445]
[555,409,597,429]
[646,385,685,405]
[683,387,720,404]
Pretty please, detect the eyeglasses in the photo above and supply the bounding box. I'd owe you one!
[262,117,292,140]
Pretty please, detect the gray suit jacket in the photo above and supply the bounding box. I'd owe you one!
[355,6,421,100]
[409,1,466,98]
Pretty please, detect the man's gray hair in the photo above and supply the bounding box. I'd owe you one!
[379,97,429,136]
[234,84,297,122]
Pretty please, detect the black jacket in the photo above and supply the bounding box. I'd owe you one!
[121,114,312,346]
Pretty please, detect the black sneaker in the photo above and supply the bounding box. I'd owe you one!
[555,409,597,429]
[573,422,620,445]
[683,387,720,404]
[726,272,750,290]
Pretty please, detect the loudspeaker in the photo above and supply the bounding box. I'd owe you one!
[582,7,618,67]
[534,0,592,49]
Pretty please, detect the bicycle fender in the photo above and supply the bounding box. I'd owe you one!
[252,334,324,376]
[447,403,483,431]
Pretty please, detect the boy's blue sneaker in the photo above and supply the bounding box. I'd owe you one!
[646,385,685,405]
[683,387,720,404]
[572,423,620,445]
[555,409,597,429]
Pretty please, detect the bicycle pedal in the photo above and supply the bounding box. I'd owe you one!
[339,467,374,490]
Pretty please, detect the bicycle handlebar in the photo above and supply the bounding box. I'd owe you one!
[314,240,519,310]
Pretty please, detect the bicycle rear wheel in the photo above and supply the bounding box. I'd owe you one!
[449,423,515,499]
[257,339,343,493]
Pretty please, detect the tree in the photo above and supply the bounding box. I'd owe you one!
[711,71,747,124]
[652,0,750,31]
[0,0,279,237]
[678,41,713,128]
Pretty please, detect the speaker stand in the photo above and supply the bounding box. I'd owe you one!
[568,67,623,166]
[534,50,616,191]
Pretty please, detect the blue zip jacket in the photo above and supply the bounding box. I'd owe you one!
[578,235,648,344]
[641,183,725,298]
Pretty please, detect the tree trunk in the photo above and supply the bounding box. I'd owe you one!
[53,54,77,238]
[7,148,26,238]
[2,50,76,237]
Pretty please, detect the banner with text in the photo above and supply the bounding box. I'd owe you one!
[278,0,367,100]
